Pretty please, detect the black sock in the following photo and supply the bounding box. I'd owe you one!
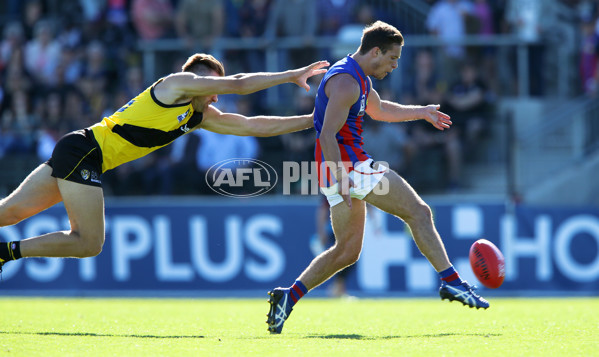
[0,241,22,261]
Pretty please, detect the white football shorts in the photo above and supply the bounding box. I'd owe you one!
[320,159,388,207]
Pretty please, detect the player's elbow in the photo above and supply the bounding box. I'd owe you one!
[319,131,337,147]
[367,109,390,122]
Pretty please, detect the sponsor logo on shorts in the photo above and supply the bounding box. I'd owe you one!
[90,171,101,184]
[80,169,101,184]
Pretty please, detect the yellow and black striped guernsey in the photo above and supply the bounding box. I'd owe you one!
[90,79,203,172]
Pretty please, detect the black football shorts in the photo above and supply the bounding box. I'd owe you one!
[46,129,103,187]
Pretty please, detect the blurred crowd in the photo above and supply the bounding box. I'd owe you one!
[0,0,597,196]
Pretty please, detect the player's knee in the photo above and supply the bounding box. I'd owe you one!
[343,248,361,266]
[404,202,433,225]
[77,232,105,257]
[0,203,25,226]
[337,241,362,266]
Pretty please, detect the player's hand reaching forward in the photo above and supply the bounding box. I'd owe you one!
[422,105,452,131]
[291,61,330,92]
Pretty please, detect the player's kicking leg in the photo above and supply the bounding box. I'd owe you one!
[364,169,489,309]
[267,198,367,333]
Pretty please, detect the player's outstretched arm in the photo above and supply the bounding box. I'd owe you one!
[199,105,313,137]
[366,88,452,130]
[159,61,329,102]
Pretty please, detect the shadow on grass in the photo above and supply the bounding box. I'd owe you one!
[0,331,203,339]
[306,332,502,340]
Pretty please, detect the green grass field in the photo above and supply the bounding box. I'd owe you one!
[0,296,597,356]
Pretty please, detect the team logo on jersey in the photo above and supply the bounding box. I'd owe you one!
[177,109,190,122]
[80,169,90,180]
[358,94,366,116]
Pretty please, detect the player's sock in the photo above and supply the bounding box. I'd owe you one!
[439,265,463,286]
[288,280,308,307]
[0,241,22,262]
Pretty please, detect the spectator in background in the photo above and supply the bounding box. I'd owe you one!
[426,0,472,84]
[471,0,498,93]
[106,0,129,30]
[504,0,551,96]
[55,45,83,87]
[21,0,45,40]
[3,47,33,95]
[176,0,224,52]
[265,0,317,69]
[36,90,67,161]
[116,66,145,104]
[280,86,318,193]
[445,61,490,163]
[220,0,244,73]
[362,87,412,176]
[63,87,90,130]
[75,41,111,128]
[131,0,175,41]
[354,2,377,27]
[317,0,357,36]
[239,0,272,73]
[159,130,201,195]
[329,2,378,62]
[0,21,25,73]
[24,19,62,88]
[315,0,358,61]
[56,15,83,50]
[104,0,136,55]
[472,0,494,36]
[406,49,446,105]
[403,49,461,192]
[265,0,318,102]
[1,90,37,157]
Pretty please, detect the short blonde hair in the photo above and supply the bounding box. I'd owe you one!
[182,53,225,76]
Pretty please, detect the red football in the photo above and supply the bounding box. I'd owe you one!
[469,239,505,289]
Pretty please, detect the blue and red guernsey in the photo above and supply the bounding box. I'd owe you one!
[314,55,371,187]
